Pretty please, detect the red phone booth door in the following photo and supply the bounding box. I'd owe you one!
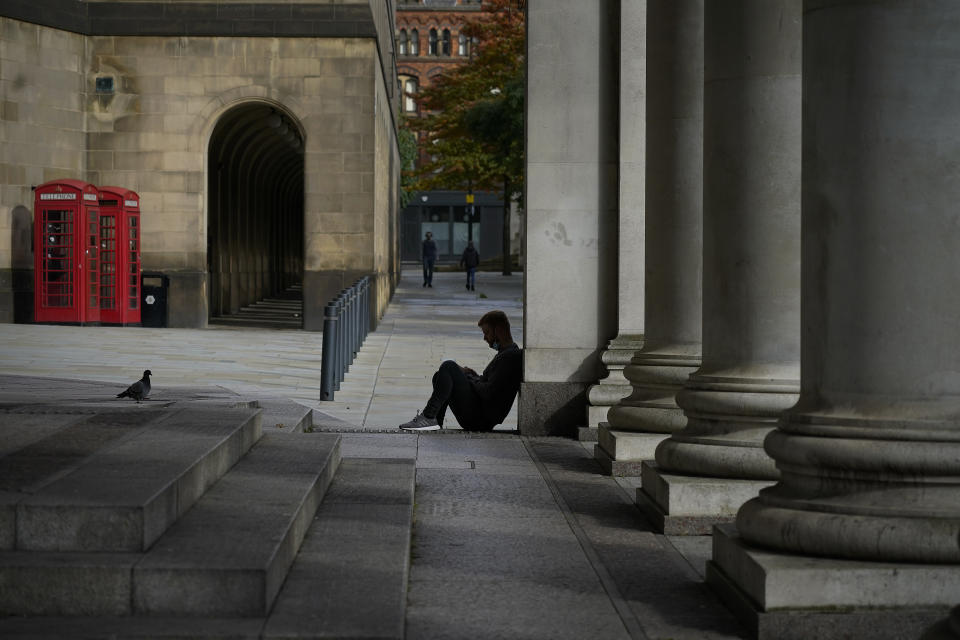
[99,208,119,323]
[37,204,78,322]
[34,180,100,324]
[98,187,141,325]
[83,201,100,324]
[126,208,141,324]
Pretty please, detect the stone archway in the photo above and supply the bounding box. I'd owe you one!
[207,102,305,327]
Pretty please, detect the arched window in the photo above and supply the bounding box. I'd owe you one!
[442,29,451,56]
[398,29,408,56]
[401,76,418,113]
[410,29,420,55]
[458,32,468,57]
[429,28,438,56]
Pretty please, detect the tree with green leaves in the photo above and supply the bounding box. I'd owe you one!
[404,0,525,275]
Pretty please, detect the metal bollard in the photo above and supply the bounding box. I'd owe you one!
[320,302,339,401]
[319,275,377,401]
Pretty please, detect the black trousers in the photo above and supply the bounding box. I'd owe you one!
[424,360,493,431]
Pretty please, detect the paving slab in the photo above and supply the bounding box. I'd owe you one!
[0,616,263,639]
[405,439,633,640]
[264,458,415,639]
[133,432,341,617]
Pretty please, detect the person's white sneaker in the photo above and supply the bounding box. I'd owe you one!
[399,411,440,431]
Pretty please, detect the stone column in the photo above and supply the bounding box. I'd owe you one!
[637,0,802,534]
[522,0,620,436]
[595,0,704,476]
[709,2,960,636]
[584,0,647,441]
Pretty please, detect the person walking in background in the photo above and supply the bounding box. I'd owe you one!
[422,231,437,288]
[460,240,479,291]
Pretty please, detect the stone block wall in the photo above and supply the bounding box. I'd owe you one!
[0,18,87,323]
[0,7,401,328]
[88,35,389,328]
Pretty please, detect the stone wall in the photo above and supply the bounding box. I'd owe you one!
[0,4,401,328]
[0,18,87,323]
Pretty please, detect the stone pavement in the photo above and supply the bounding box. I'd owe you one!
[0,269,747,639]
[0,269,520,430]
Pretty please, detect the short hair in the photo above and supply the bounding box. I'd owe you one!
[478,310,510,330]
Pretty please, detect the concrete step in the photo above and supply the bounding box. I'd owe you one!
[0,408,171,550]
[12,406,262,553]
[264,457,416,639]
[0,432,340,619]
[133,432,341,617]
[209,315,303,330]
[256,397,314,433]
[0,452,411,637]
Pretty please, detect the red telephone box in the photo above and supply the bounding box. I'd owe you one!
[97,186,141,325]
[33,180,101,324]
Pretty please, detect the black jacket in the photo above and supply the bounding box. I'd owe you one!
[422,238,437,260]
[470,343,523,426]
[460,246,480,269]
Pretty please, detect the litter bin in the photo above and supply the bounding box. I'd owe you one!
[141,272,169,328]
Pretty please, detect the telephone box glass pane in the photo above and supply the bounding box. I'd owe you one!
[42,209,73,307]
[100,214,117,310]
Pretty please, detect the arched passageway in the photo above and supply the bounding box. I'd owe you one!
[207,102,305,327]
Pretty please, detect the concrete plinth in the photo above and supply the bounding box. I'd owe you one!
[707,524,956,640]
[594,426,668,476]
[584,337,641,435]
[636,463,773,535]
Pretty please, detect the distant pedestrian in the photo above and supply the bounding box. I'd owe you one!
[460,240,479,291]
[422,231,437,287]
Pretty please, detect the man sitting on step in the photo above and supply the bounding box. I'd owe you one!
[399,310,522,432]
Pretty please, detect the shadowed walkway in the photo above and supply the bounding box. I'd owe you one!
[0,269,745,639]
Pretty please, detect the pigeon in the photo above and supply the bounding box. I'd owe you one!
[117,370,152,403]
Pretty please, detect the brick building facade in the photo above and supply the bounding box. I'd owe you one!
[395,0,509,265]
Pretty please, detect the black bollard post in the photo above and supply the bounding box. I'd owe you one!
[320,302,339,400]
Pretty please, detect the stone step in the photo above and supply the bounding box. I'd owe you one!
[264,457,416,639]
[133,432,341,617]
[12,406,262,552]
[256,397,314,433]
[0,408,171,550]
[209,316,303,329]
[0,432,340,619]
[0,450,409,636]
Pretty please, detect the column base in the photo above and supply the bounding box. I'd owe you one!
[593,425,669,476]
[578,425,599,442]
[580,403,616,440]
[517,382,586,437]
[707,524,957,640]
[637,462,774,535]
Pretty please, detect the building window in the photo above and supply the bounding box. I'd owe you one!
[442,29,451,56]
[398,29,408,55]
[410,29,420,55]
[401,76,418,113]
[458,32,469,57]
[429,28,438,56]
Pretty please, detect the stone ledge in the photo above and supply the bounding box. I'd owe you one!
[597,426,668,462]
[593,443,645,477]
[636,462,774,535]
[636,486,734,535]
[707,524,954,640]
